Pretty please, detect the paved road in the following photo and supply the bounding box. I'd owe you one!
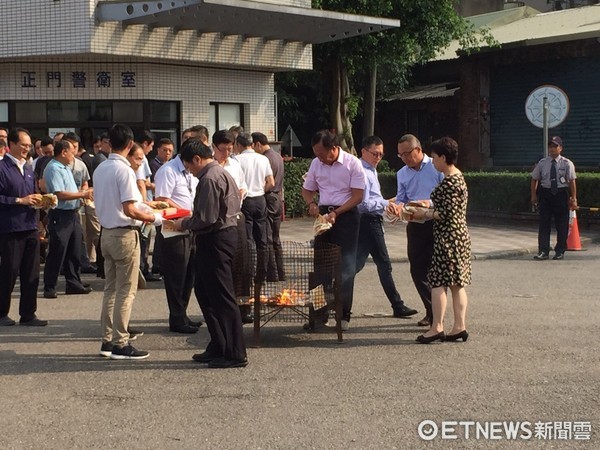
[1,222,598,449]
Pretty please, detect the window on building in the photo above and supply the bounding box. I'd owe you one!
[15,102,47,123]
[209,102,243,136]
[0,102,8,122]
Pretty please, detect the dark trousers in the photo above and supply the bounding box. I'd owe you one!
[139,227,152,275]
[152,225,163,274]
[242,195,268,281]
[194,227,246,361]
[356,214,404,311]
[406,221,433,321]
[0,230,40,321]
[265,192,285,281]
[160,233,195,327]
[538,188,569,254]
[44,209,84,291]
[233,213,251,298]
[316,206,360,321]
[96,228,105,278]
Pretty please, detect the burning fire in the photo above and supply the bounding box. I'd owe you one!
[248,289,308,306]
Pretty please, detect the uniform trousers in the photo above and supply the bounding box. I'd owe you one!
[0,230,40,321]
[160,233,195,327]
[406,220,434,321]
[194,227,246,361]
[537,188,569,254]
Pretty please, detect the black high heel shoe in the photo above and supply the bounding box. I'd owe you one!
[416,331,445,344]
[445,330,469,342]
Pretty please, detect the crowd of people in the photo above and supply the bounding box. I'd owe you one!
[6,121,543,362]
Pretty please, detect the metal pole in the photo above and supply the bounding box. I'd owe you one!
[543,96,549,157]
[274,92,278,141]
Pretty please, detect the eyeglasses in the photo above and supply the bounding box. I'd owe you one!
[365,149,384,159]
[398,147,417,158]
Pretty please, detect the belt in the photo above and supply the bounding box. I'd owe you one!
[106,225,140,231]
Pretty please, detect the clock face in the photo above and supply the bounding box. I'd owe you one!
[525,85,569,129]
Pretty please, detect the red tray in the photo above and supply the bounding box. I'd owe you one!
[162,208,191,219]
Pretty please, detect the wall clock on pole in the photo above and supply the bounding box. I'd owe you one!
[525,84,569,129]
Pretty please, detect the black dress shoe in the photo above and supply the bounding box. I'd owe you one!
[81,265,97,274]
[145,273,163,282]
[241,313,254,324]
[20,316,49,327]
[0,316,16,326]
[187,319,203,328]
[533,252,549,260]
[169,324,199,334]
[43,289,58,299]
[393,305,418,318]
[208,357,248,368]
[192,352,221,363]
[65,286,93,295]
[416,331,445,344]
[445,330,469,342]
[552,252,564,260]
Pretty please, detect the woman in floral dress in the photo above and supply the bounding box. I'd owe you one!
[411,137,471,344]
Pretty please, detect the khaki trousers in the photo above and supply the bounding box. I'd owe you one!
[100,228,140,347]
[82,203,101,263]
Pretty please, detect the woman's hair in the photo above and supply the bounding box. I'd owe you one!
[429,137,458,165]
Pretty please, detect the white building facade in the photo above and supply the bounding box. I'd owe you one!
[0,0,397,147]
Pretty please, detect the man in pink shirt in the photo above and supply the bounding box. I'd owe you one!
[302,130,365,331]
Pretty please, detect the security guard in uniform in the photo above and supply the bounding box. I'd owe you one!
[531,136,577,261]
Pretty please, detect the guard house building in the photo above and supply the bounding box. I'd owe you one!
[0,0,397,147]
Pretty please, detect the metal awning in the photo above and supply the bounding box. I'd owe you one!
[95,0,400,44]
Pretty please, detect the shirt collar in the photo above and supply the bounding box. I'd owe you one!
[360,158,375,171]
[6,153,25,168]
[108,153,131,166]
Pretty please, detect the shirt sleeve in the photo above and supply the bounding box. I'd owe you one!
[44,164,67,193]
[154,166,177,198]
[184,178,220,232]
[349,156,366,190]
[531,161,542,180]
[302,158,319,192]
[395,170,407,204]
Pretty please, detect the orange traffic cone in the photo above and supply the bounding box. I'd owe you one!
[567,210,582,251]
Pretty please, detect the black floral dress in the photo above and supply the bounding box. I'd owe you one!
[428,173,472,288]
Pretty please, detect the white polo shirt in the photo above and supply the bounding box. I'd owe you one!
[93,153,143,228]
[223,156,248,194]
[154,155,198,210]
[234,149,273,197]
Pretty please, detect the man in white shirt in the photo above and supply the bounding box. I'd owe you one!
[154,145,201,333]
[93,124,163,360]
[234,132,274,281]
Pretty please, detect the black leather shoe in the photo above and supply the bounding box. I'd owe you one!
[208,357,248,368]
[169,324,199,334]
[145,273,163,282]
[0,316,16,326]
[533,252,549,260]
[187,319,203,328]
[81,265,97,274]
[393,305,418,318]
[192,352,221,363]
[552,253,564,260]
[20,316,49,327]
[65,286,93,295]
[43,289,57,299]
[416,331,445,344]
[445,330,469,342]
[241,313,254,324]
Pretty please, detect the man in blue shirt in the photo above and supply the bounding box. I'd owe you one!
[388,134,444,327]
[356,136,418,318]
[42,140,94,298]
[0,128,47,326]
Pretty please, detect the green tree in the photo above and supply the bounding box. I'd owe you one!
[277,1,493,154]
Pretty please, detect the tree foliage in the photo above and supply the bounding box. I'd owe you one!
[276,0,494,155]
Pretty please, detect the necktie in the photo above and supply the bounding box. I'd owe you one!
[550,160,558,195]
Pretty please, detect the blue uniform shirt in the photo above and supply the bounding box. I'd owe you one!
[43,159,80,210]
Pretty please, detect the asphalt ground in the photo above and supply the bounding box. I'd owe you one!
[1,219,599,449]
